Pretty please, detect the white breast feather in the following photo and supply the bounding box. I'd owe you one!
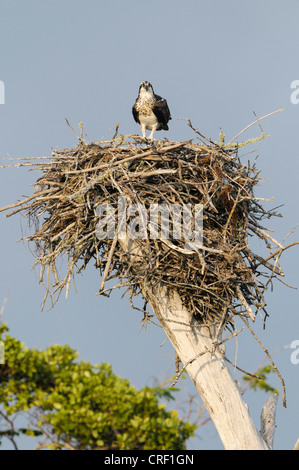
[139,112,158,130]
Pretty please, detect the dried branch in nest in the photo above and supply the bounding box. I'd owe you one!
[0,130,292,326]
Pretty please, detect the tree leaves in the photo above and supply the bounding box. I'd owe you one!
[0,324,195,450]
[243,365,279,395]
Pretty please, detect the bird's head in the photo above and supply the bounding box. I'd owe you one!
[138,81,154,99]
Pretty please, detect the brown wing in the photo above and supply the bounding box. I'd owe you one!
[132,103,140,124]
[152,95,171,129]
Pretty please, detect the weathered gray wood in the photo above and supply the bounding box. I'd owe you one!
[260,393,278,449]
[147,286,268,450]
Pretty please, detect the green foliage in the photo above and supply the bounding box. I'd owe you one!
[243,366,279,395]
[0,324,195,450]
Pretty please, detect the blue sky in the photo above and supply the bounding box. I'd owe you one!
[0,0,299,450]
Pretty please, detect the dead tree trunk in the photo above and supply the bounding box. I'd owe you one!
[120,238,268,450]
[149,286,268,450]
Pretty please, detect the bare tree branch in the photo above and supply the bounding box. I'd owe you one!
[260,393,278,449]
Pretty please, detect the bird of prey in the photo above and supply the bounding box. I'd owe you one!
[132,81,171,140]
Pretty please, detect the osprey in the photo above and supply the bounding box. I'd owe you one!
[132,81,171,140]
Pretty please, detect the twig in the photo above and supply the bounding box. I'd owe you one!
[0,188,58,214]
[64,140,193,175]
[171,348,210,386]
[99,234,118,294]
[236,286,256,322]
[65,118,80,140]
[112,123,119,140]
[224,355,262,380]
[0,410,19,450]
[241,317,287,408]
[227,108,285,146]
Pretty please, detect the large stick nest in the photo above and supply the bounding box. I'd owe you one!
[1,132,287,327]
